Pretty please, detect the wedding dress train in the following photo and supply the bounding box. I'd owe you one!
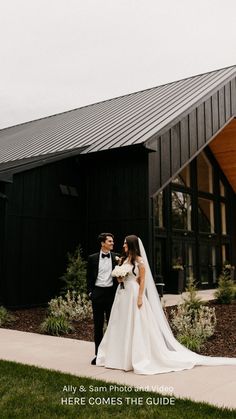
[96,239,236,375]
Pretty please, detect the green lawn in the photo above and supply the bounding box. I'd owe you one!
[0,359,235,418]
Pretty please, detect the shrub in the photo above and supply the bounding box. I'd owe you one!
[177,335,202,353]
[170,303,216,352]
[60,246,87,297]
[0,306,16,326]
[214,268,235,304]
[170,278,216,352]
[48,290,93,322]
[40,290,93,336]
[40,315,73,336]
[181,277,203,311]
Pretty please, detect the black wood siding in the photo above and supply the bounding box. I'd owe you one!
[2,158,81,308]
[1,147,150,308]
[79,146,150,257]
[0,183,7,305]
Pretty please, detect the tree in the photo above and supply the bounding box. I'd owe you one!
[59,246,87,297]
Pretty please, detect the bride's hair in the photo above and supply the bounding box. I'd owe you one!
[120,234,141,275]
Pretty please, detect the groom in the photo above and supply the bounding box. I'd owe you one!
[87,232,119,365]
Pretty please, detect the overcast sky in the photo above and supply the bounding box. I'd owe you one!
[0,0,236,129]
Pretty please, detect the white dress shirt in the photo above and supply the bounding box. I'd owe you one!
[95,251,113,287]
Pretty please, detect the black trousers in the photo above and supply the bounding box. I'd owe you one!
[91,286,116,355]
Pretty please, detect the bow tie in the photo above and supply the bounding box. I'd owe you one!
[102,253,110,258]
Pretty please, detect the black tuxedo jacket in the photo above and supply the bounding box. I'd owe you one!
[86,252,119,295]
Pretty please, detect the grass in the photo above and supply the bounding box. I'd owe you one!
[0,360,235,418]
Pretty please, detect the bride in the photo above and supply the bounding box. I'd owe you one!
[95,235,236,374]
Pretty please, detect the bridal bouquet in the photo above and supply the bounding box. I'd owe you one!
[112,264,131,289]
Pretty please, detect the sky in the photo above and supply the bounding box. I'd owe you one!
[0,0,236,129]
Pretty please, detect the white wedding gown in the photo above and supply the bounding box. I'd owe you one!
[96,240,236,375]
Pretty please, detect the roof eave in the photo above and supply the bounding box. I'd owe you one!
[0,146,87,178]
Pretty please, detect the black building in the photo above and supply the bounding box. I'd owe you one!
[1,65,236,307]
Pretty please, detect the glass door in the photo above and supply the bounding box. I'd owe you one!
[198,242,217,287]
[155,238,166,286]
[170,239,196,293]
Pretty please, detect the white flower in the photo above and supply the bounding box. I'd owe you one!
[115,256,122,265]
[112,264,131,278]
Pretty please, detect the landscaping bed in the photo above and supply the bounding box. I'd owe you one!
[1,300,236,357]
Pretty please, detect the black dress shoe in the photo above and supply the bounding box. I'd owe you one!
[91,357,97,365]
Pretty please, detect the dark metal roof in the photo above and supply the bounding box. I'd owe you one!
[1,65,236,172]
[0,147,87,181]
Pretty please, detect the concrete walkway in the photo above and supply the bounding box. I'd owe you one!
[161,288,217,307]
[0,290,235,410]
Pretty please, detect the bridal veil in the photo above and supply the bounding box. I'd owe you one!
[138,237,236,367]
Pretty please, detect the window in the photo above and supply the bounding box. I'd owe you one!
[154,148,231,290]
[60,184,69,195]
[197,153,213,193]
[156,239,165,278]
[222,245,229,264]
[198,197,214,233]
[153,191,164,228]
[172,241,183,267]
[185,243,194,283]
[220,180,226,197]
[59,184,78,197]
[172,166,190,187]
[222,245,226,263]
[171,191,191,230]
[211,247,217,284]
[221,203,227,234]
[199,245,217,285]
[199,243,209,284]
[68,186,78,197]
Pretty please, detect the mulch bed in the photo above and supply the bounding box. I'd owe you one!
[166,300,236,357]
[1,300,236,358]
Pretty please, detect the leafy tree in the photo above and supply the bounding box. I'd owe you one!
[214,267,235,304]
[181,277,203,311]
[59,246,87,297]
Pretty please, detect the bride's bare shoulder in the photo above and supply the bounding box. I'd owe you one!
[136,256,145,265]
